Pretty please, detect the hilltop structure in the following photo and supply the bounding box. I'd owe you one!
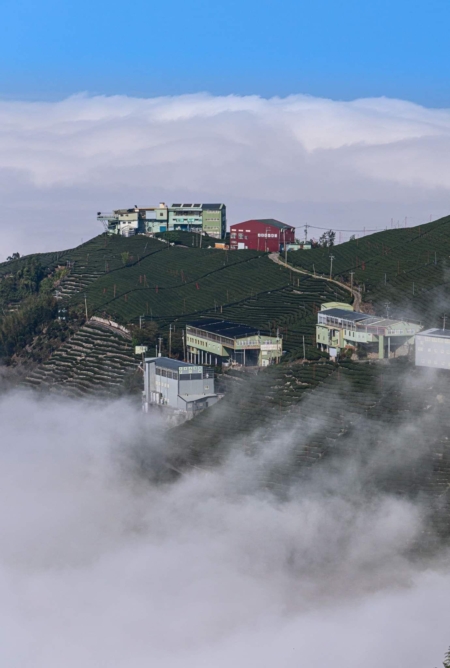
[143,357,219,416]
[186,319,283,367]
[230,219,295,252]
[97,203,226,238]
[316,302,422,359]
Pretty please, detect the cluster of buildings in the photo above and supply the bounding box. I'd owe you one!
[141,318,282,419]
[99,198,450,422]
[97,202,227,239]
[140,308,450,421]
[316,302,450,372]
[97,201,309,253]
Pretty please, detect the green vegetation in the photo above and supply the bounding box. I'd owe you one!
[155,230,221,247]
[0,295,58,360]
[23,320,138,397]
[288,215,450,326]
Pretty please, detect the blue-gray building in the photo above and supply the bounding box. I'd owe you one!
[143,357,219,414]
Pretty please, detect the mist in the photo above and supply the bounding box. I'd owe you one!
[1,384,450,668]
[2,93,450,258]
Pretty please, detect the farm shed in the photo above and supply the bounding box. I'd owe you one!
[186,319,282,367]
[317,306,422,359]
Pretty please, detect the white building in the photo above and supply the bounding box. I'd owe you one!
[415,329,450,369]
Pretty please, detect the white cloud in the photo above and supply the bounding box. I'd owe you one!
[0,92,450,258]
[0,389,449,667]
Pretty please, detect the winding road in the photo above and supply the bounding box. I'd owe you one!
[269,253,362,311]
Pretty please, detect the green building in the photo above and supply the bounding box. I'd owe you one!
[316,303,422,359]
[98,202,226,238]
[186,320,282,367]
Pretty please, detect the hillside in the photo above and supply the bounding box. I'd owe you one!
[0,232,352,366]
[23,318,138,398]
[288,215,450,327]
[2,225,450,537]
[161,357,450,538]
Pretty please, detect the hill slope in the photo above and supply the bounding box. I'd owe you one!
[289,215,450,326]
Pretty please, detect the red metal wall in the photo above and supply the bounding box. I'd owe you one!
[230,220,295,252]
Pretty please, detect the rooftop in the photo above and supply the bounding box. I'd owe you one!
[187,319,262,339]
[417,328,450,339]
[170,203,224,210]
[232,218,294,230]
[320,308,371,322]
[144,357,201,371]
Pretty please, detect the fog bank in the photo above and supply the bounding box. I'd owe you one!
[0,389,449,667]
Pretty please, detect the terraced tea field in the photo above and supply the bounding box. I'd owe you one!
[23,319,138,397]
[288,215,450,326]
[167,358,450,535]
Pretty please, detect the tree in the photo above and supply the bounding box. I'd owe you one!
[319,230,336,248]
[349,234,356,241]
[443,646,450,668]
[6,252,20,262]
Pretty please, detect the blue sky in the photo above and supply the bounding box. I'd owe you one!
[2,0,450,104]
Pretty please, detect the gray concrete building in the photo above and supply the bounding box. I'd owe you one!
[415,329,450,370]
[143,357,219,415]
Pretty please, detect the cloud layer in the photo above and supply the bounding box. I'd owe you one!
[1,388,450,667]
[1,92,450,257]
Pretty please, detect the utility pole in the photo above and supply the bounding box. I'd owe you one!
[284,229,287,264]
[182,330,186,361]
[329,254,335,279]
[158,337,163,357]
[169,324,172,357]
[139,315,144,329]
[304,223,310,243]
[84,293,88,320]
[442,314,447,331]
[349,271,354,292]
[302,335,306,361]
[384,301,390,318]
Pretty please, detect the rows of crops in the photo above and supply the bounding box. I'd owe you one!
[72,252,290,323]
[167,358,450,534]
[288,215,450,327]
[218,276,350,358]
[23,321,138,397]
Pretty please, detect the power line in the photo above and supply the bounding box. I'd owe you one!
[292,224,386,233]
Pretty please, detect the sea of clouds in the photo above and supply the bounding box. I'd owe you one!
[1,388,450,667]
[1,93,450,258]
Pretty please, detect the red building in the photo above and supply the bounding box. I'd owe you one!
[230,219,295,252]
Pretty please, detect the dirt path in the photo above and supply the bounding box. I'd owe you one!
[269,253,361,311]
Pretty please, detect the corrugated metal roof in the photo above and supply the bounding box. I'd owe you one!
[320,308,371,322]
